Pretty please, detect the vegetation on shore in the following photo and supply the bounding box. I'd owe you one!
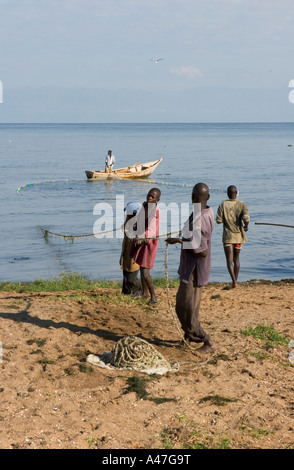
[0,271,180,293]
[0,271,293,294]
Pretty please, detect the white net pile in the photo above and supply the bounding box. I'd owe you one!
[87,335,179,375]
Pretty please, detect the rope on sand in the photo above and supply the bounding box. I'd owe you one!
[43,224,213,361]
[86,269,210,373]
[42,223,213,362]
[164,243,184,341]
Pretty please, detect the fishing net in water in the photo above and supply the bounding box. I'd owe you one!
[87,335,179,375]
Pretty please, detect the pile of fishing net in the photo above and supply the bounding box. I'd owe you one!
[87,335,179,375]
[289,339,294,364]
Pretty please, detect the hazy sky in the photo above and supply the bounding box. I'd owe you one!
[1,0,294,121]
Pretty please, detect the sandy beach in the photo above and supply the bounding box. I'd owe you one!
[0,280,293,449]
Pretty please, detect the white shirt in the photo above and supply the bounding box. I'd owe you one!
[105,154,115,167]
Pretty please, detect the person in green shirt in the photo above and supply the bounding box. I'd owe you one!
[216,185,250,288]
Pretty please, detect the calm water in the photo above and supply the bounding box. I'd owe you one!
[0,123,293,283]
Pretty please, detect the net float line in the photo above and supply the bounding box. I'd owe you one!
[41,226,181,242]
[16,177,225,193]
[16,178,87,193]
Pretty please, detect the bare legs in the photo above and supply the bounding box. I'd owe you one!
[224,245,240,287]
[140,267,158,304]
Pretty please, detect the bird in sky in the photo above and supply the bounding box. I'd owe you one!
[150,58,164,63]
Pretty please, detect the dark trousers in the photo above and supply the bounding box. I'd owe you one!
[175,273,210,343]
[122,270,141,295]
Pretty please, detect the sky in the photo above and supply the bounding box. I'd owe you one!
[1,0,294,122]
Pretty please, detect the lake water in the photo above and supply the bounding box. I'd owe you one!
[0,122,293,283]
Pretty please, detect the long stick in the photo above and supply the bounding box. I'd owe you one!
[255,222,294,229]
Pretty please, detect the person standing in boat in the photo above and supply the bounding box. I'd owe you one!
[105,150,116,173]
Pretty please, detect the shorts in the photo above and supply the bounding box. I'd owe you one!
[224,243,242,249]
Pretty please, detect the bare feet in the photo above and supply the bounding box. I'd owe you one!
[148,299,159,306]
[197,340,217,354]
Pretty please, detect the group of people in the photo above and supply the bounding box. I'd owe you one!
[106,149,250,355]
[119,181,250,355]
[120,188,162,306]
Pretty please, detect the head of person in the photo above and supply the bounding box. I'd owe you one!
[227,185,238,199]
[147,188,161,204]
[192,183,210,205]
[108,150,112,156]
[124,202,142,221]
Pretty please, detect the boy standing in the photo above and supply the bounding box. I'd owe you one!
[166,183,216,354]
[120,202,142,296]
[129,188,161,305]
[216,185,250,288]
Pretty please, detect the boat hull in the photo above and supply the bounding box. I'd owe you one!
[85,158,162,180]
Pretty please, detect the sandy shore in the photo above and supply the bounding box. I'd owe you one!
[0,280,293,449]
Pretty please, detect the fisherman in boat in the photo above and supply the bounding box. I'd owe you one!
[105,150,116,173]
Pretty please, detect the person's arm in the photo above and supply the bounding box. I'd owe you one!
[166,237,208,258]
[242,203,250,232]
[216,203,223,224]
[165,237,183,245]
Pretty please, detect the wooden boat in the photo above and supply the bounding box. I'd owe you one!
[85,158,162,180]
